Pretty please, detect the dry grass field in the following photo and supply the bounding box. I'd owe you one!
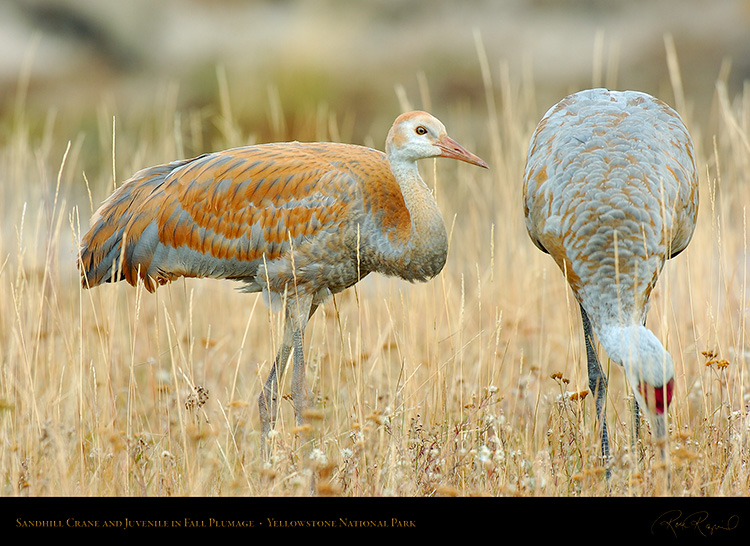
[0,2,749,519]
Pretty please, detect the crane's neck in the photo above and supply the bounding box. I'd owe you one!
[596,323,673,387]
[596,322,674,440]
[384,157,448,280]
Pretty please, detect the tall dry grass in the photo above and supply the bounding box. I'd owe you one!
[1,43,748,498]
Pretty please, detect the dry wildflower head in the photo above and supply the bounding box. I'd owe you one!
[185,385,209,411]
[161,450,176,463]
[18,459,29,491]
[316,462,335,479]
[436,485,460,497]
[704,358,730,369]
[259,467,277,480]
[702,349,730,369]
[550,372,570,386]
[316,481,341,496]
[627,472,644,487]
[590,467,607,478]
[131,436,148,462]
[186,424,213,442]
[672,447,701,463]
[572,467,604,482]
[569,390,589,401]
[366,411,384,425]
[292,423,313,436]
[302,408,325,421]
[308,448,328,467]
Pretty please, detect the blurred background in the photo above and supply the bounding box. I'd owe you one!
[2,0,749,152]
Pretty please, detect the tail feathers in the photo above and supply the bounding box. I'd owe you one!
[78,159,188,292]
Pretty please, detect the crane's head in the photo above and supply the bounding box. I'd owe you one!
[385,111,488,168]
[602,325,675,443]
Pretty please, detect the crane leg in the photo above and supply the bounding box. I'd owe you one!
[259,326,293,460]
[631,397,641,449]
[631,315,645,450]
[580,305,611,471]
[290,299,317,428]
[258,294,317,459]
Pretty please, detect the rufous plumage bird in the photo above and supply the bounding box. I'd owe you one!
[78,111,488,457]
[523,88,698,468]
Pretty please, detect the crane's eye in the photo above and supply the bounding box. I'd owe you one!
[415,126,428,135]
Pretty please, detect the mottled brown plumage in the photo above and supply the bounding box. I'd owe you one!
[79,111,488,457]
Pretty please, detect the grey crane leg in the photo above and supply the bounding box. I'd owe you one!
[291,327,309,426]
[631,315,646,449]
[631,396,641,449]
[580,305,611,469]
[259,326,293,460]
[290,300,317,427]
[258,296,317,459]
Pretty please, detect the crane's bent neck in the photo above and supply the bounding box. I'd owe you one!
[390,157,446,239]
[596,323,672,385]
[375,155,448,280]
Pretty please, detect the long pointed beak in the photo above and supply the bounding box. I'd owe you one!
[436,135,489,168]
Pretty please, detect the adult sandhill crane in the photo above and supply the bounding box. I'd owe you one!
[523,88,698,469]
[79,110,488,457]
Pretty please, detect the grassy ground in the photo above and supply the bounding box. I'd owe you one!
[1,44,748,499]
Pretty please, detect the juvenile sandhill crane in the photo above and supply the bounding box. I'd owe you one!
[523,88,698,469]
[79,111,488,457]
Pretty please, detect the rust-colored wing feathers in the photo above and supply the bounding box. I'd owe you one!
[79,142,408,294]
[79,159,191,290]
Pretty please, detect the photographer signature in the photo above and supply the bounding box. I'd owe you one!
[652,510,739,537]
